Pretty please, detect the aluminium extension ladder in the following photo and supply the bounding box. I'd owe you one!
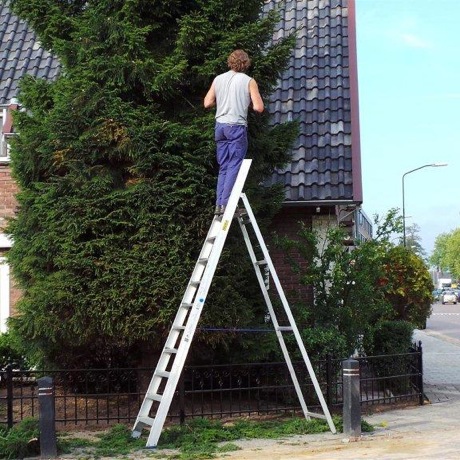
[132,159,336,447]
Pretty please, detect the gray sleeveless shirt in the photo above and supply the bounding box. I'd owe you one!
[214,70,252,126]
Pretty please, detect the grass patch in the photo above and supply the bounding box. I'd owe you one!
[217,442,240,453]
[361,419,374,432]
[157,415,349,458]
[58,424,146,458]
[50,415,373,459]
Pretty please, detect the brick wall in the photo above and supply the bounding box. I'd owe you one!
[0,164,20,317]
[0,164,18,228]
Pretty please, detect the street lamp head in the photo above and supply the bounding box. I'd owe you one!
[401,162,447,247]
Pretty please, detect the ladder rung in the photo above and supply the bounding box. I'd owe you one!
[276,326,293,332]
[198,258,208,264]
[155,370,170,378]
[255,259,267,265]
[181,302,193,309]
[207,236,216,243]
[136,415,155,427]
[146,393,163,403]
[306,412,327,420]
[164,347,178,354]
[190,281,200,287]
[172,325,185,331]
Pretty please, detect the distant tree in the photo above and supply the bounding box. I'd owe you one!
[430,230,460,279]
[430,232,449,271]
[6,0,297,368]
[444,229,460,279]
[405,223,427,259]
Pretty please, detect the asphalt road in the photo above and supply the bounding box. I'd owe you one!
[427,300,460,342]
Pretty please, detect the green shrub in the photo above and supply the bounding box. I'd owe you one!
[373,320,414,355]
[0,418,39,459]
[369,320,415,394]
[299,326,349,359]
[0,332,30,370]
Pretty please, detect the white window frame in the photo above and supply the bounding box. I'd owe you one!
[0,106,11,162]
[0,257,10,333]
[0,234,12,332]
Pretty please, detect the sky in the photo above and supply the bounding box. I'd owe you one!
[355,0,459,255]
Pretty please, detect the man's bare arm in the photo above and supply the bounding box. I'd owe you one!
[204,82,216,108]
[249,79,264,113]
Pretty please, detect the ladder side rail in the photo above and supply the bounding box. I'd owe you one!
[134,218,223,430]
[145,253,223,447]
[175,159,252,347]
[237,207,312,420]
[239,194,337,434]
[151,218,223,365]
[181,217,223,305]
[164,217,223,335]
[141,160,254,448]
[143,232,227,447]
[161,158,252,351]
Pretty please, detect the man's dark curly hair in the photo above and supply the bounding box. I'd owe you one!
[227,49,251,72]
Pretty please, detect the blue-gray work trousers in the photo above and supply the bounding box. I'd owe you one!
[215,122,248,206]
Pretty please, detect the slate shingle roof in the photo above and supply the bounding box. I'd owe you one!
[263,0,362,204]
[0,1,361,205]
[0,3,61,106]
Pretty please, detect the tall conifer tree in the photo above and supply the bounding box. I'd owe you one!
[7,0,297,367]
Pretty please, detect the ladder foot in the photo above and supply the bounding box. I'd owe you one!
[132,430,142,439]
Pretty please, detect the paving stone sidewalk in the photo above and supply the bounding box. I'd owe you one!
[413,328,460,403]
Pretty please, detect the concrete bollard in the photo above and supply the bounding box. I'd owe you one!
[37,376,58,458]
[342,358,361,438]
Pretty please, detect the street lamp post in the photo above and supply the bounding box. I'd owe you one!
[402,163,448,247]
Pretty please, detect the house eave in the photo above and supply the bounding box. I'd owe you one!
[281,199,362,208]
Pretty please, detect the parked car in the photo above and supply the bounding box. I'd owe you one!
[452,289,460,302]
[441,290,458,305]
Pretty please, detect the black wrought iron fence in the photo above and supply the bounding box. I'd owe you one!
[0,343,423,429]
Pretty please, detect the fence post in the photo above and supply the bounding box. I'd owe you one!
[417,340,424,405]
[342,359,361,438]
[326,354,332,407]
[6,364,13,428]
[179,372,185,425]
[37,376,57,458]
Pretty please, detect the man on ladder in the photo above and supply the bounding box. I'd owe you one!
[204,49,264,216]
[131,51,337,448]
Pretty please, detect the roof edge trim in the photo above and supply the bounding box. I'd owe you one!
[347,0,363,203]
